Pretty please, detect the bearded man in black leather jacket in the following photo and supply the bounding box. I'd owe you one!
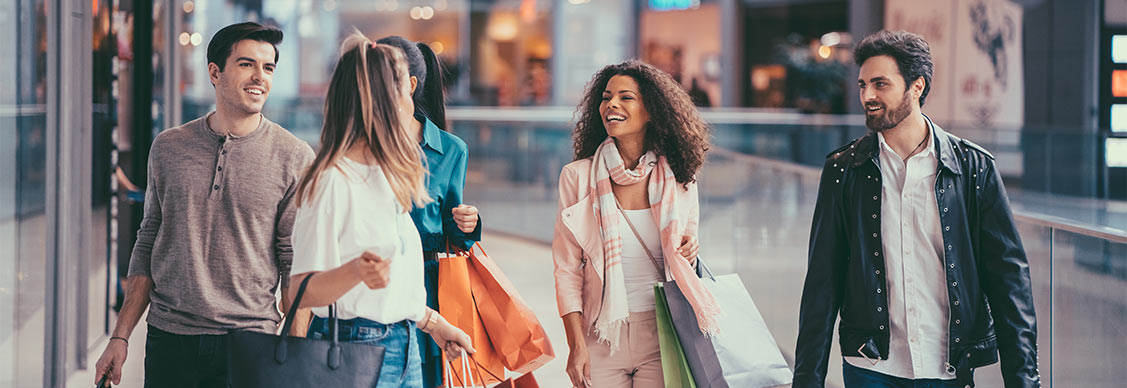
[794,30,1040,388]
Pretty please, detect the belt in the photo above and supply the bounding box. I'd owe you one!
[423,251,438,261]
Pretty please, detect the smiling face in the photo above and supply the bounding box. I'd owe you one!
[600,75,651,142]
[857,55,921,132]
[210,39,276,117]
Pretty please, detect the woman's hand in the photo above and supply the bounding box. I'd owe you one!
[349,251,391,290]
[566,343,592,387]
[451,204,479,233]
[426,312,476,359]
[679,234,699,265]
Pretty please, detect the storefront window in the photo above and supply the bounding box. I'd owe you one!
[0,0,48,386]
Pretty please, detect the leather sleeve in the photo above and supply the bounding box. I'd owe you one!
[794,158,849,388]
[975,157,1041,388]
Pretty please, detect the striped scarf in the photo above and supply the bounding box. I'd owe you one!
[590,137,721,352]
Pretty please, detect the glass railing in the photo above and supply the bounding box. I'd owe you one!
[443,107,1126,388]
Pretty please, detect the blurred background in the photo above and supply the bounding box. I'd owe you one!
[1,0,1124,387]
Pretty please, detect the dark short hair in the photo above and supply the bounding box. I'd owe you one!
[853,30,934,106]
[207,22,283,71]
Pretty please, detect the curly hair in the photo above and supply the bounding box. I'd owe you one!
[572,60,711,186]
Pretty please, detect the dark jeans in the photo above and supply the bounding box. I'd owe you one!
[843,361,964,388]
[417,258,443,388]
[143,325,228,388]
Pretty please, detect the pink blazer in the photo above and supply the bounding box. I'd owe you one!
[551,158,700,328]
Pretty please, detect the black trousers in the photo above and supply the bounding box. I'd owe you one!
[144,325,228,388]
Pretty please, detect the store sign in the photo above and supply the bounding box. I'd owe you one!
[649,0,699,11]
[885,0,1024,128]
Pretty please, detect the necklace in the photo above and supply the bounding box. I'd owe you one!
[907,132,929,158]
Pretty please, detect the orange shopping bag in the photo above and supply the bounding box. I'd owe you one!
[438,253,505,385]
[466,244,555,374]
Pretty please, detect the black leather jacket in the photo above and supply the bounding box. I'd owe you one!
[794,118,1040,388]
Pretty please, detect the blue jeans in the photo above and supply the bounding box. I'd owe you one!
[842,361,963,388]
[309,316,423,388]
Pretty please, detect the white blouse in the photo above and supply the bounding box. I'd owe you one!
[291,157,427,323]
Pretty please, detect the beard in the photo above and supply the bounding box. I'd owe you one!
[865,91,913,132]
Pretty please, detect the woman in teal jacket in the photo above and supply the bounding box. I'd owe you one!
[377,35,481,388]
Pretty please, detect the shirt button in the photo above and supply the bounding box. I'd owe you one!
[222,150,228,155]
[217,166,223,171]
[213,185,219,190]
[911,337,917,343]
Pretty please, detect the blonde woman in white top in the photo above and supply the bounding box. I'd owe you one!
[288,33,474,388]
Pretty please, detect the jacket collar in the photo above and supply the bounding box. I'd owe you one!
[846,114,962,175]
[929,115,963,175]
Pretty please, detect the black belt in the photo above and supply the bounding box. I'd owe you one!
[423,251,438,261]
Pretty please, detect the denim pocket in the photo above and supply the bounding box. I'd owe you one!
[352,324,392,344]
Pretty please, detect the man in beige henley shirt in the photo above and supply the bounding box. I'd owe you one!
[93,22,314,388]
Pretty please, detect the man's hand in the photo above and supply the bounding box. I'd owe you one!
[451,204,479,233]
[93,338,128,386]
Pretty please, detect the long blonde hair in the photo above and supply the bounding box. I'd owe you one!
[297,32,431,210]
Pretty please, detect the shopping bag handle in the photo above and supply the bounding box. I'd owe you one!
[275,273,343,368]
[445,350,484,387]
[696,257,716,281]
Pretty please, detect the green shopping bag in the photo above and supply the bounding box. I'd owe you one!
[655,283,697,388]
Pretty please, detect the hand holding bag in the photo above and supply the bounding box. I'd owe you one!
[226,273,386,387]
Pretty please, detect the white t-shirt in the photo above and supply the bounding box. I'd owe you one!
[618,208,665,313]
[291,157,427,323]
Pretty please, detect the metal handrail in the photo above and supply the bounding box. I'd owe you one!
[446,106,1127,244]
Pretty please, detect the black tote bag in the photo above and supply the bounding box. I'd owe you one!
[227,273,386,387]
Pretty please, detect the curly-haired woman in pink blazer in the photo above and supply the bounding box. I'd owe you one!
[552,60,717,388]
